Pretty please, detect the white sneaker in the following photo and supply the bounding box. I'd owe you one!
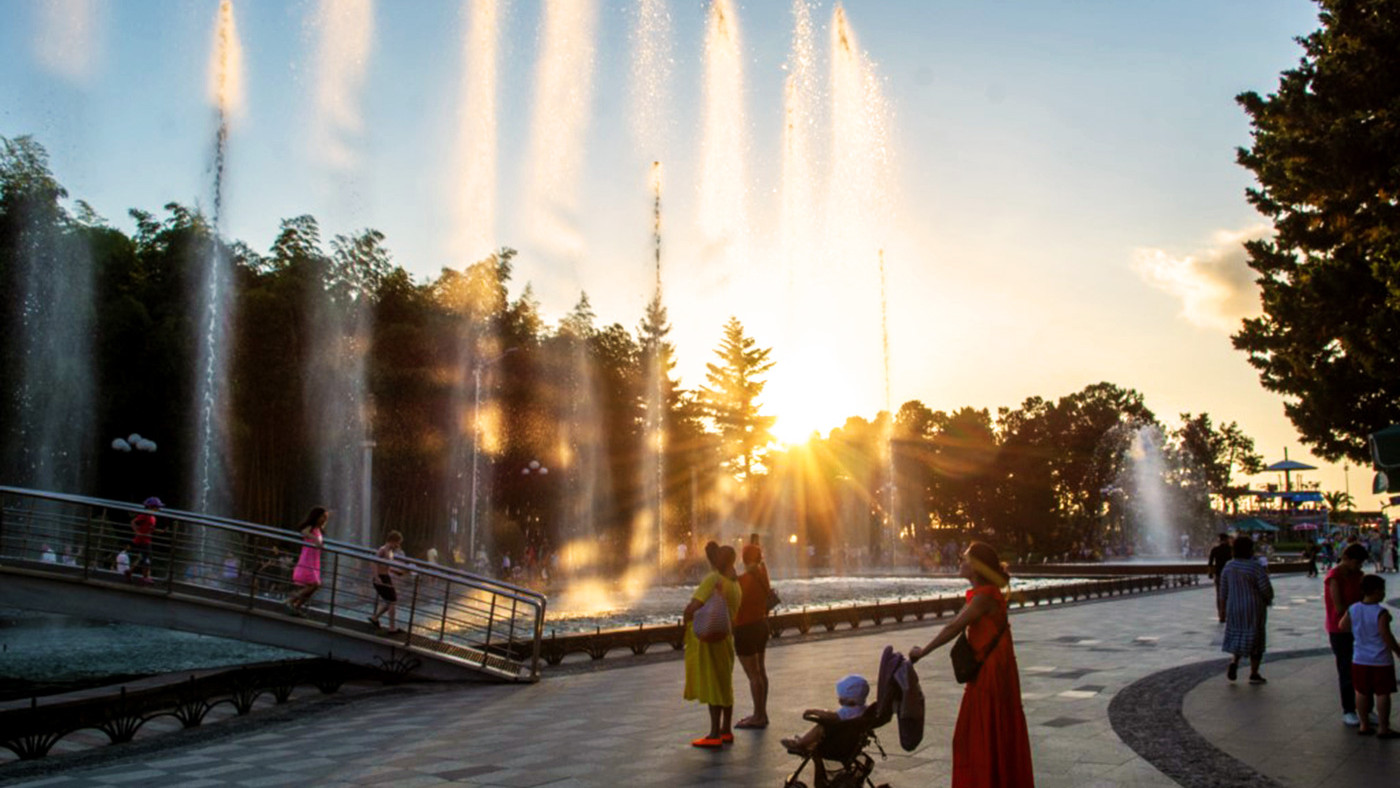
[1343,712,1360,727]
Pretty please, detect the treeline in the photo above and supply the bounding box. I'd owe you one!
[0,136,1264,567]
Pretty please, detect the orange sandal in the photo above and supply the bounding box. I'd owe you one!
[691,736,723,748]
[720,733,734,744]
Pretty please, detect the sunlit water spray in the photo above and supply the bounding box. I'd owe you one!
[523,0,598,261]
[629,0,672,158]
[698,0,749,275]
[781,0,820,290]
[452,0,499,261]
[633,162,666,578]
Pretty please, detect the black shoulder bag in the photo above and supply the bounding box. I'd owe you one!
[949,613,1007,684]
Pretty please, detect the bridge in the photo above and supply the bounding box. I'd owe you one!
[0,487,545,683]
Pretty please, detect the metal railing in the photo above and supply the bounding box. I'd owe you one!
[0,486,546,681]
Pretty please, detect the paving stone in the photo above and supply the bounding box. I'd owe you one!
[4,574,1388,788]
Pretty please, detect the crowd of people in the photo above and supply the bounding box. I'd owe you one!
[1208,528,1400,737]
[679,535,1035,787]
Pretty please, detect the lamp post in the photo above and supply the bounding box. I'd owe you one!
[361,440,376,546]
[468,348,517,567]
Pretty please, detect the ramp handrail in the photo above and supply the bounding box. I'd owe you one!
[0,486,545,681]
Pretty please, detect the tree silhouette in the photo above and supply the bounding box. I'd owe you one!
[1234,0,1400,462]
[699,316,775,487]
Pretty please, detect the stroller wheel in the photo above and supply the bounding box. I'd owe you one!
[782,783,808,788]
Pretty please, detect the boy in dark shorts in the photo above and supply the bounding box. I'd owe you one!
[1340,574,1400,737]
[369,531,409,634]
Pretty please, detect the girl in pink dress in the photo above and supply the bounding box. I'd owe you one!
[286,507,329,616]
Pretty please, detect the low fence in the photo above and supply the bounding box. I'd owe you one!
[536,574,1200,665]
[0,658,394,762]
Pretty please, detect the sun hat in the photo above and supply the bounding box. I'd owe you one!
[836,674,870,707]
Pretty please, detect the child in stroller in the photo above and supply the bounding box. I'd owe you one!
[781,675,891,788]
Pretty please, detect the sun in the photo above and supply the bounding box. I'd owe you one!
[770,409,826,446]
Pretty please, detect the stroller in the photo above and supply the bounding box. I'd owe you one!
[780,705,889,788]
[781,647,922,788]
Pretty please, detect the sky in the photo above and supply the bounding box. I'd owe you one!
[1,0,1378,509]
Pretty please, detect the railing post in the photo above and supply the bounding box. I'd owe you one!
[437,579,451,642]
[165,518,181,594]
[325,553,340,627]
[81,506,97,581]
[483,595,498,663]
[507,597,518,657]
[404,573,421,645]
[531,598,545,679]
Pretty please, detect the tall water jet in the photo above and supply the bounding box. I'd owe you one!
[697,0,749,275]
[879,248,896,564]
[556,295,608,581]
[306,0,377,544]
[818,3,894,418]
[1125,425,1174,555]
[451,0,500,262]
[523,0,598,261]
[442,250,511,568]
[308,0,374,173]
[635,162,666,574]
[2,138,96,499]
[828,4,892,272]
[780,0,820,289]
[629,0,673,158]
[190,0,243,524]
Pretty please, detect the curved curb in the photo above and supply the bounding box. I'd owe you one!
[1107,647,1331,788]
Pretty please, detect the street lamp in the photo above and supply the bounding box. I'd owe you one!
[468,348,517,569]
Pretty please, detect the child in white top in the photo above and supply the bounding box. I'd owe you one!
[1340,574,1400,737]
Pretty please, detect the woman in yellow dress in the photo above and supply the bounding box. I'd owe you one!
[683,541,742,748]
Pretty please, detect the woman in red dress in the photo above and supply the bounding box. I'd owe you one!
[910,541,1034,787]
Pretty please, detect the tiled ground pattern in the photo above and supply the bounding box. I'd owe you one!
[3,574,1393,787]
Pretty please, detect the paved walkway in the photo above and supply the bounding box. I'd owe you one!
[2,574,1395,787]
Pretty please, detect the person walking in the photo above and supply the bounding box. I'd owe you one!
[734,542,772,730]
[369,530,409,634]
[1221,535,1275,684]
[1327,543,1370,726]
[682,542,741,748]
[909,542,1034,787]
[285,507,329,616]
[1207,533,1233,623]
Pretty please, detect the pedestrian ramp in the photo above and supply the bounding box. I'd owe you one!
[0,486,545,683]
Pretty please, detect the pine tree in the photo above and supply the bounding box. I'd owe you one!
[699,316,776,485]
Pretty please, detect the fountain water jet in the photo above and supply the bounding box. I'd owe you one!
[629,0,673,158]
[523,0,598,261]
[698,0,750,275]
[309,0,374,172]
[304,0,378,545]
[4,143,96,499]
[451,0,500,262]
[190,0,242,526]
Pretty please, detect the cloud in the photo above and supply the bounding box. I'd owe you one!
[1133,226,1269,332]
